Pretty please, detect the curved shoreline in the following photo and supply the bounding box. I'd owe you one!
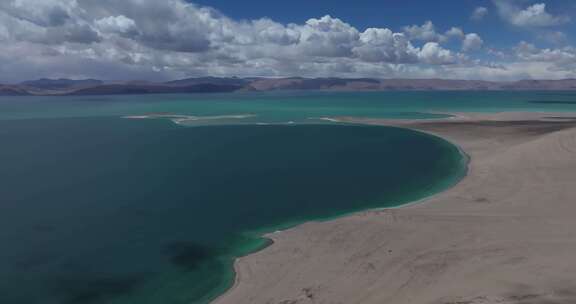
[213,112,576,304]
[211,123,470,304]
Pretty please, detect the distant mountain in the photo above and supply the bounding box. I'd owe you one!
[165,76,250,87]
[246,78,576,91]
[248,77,382,91]
[2,77,576,96]
[499,79,576,90]
[0,85,31,96]
[21,78,103,90]
[68,83,243,95]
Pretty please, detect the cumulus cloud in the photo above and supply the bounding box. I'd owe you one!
[512,41,576,74]
[0,0,476,82]
[471,7,488,21]
[444,27,485,54]
[513,3,569,27]
[297,15,360,57]
[493,1,570,27]
[445,27,465,39]
[418,42,459,65]
[354,28,418,63]
[515,41,576,62]
[403,21,444,42]
[0,0,571,82]
[95,15,137,36]
[402,22,482,52]
[0,0,75,27]
[462,33,484,52]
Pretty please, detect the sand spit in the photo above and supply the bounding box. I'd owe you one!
[122,113,256,125]
[213,112,576,304]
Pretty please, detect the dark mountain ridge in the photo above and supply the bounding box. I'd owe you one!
[2,77,576,96]
[21,78,104,90]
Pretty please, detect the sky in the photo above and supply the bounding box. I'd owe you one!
[1,0,576,82]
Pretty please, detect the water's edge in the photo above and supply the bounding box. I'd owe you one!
[208,124,471,304]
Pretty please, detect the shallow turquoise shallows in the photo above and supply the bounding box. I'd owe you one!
[1,90,576,122]
[1,90,574,304]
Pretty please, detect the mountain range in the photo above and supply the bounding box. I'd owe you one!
[2,77,576,96]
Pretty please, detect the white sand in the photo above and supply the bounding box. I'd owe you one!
[213,112,576,304]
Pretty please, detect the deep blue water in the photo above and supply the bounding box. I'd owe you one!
[0,116,466,304]
[5,90,573,303]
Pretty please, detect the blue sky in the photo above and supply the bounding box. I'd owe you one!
[0,0,576,81]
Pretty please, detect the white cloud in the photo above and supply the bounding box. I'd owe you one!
[513,3,569,27]
[0,0,76,27]
[471,7,488,21]
[462,33,484,52]
[442,61,576,81]
[403,22,482,53]
[487,48,508,59]
[95,15,137,35]
[403,21,444,42]
[493,1,570,27]
[538,31,568,45]
[445,27,464,39]
[512,41,576,74]
[297,15,360,57]
[515,41,576,63]
[354,28,419,63]
[418,42,458,65]
[444,28,483,53]
[0,0,572,82]
[250,19,300,45]
[0,0,476,82]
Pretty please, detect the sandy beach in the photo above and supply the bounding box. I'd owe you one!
[214,112,576,304]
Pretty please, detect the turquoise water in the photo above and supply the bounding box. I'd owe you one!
[0,91,574,304]
[2,91,576,123]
